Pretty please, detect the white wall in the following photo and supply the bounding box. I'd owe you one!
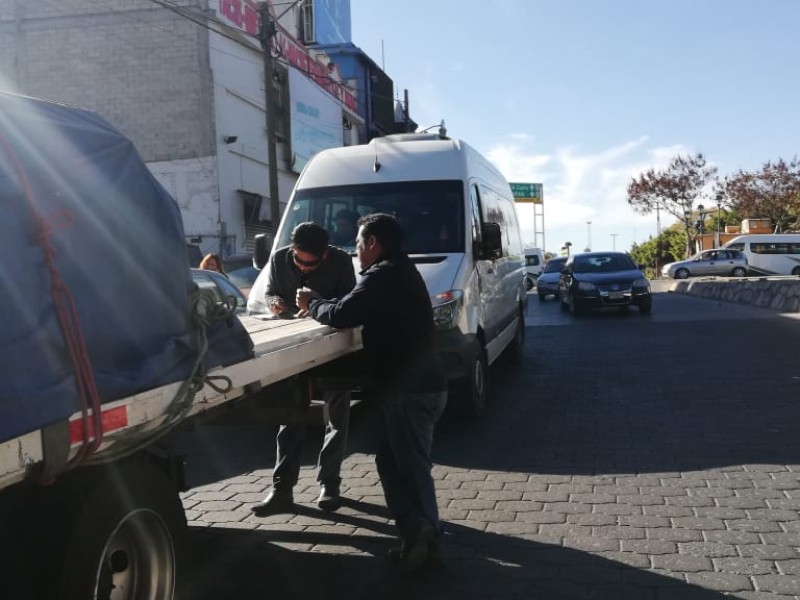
[148,156,221,250]
[208,15,297,253]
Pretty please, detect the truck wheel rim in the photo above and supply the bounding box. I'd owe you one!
[95,509,175,600]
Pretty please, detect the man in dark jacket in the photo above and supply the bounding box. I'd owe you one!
[251,222,356,515]
[297,213,448,572]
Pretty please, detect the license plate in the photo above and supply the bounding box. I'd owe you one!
[608,291,624,300]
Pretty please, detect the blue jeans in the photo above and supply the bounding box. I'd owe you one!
[273,389,350,491]
[375,390,447,537]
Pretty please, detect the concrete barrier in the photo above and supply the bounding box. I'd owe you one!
[669,276,800,313]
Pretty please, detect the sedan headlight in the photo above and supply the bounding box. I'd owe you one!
[632,278,650,290]
[577,281,598,292]
[431,289,464,330]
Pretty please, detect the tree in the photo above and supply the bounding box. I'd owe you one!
[629,226,687,279]
[720,157,800,233]
[627,153,718,257]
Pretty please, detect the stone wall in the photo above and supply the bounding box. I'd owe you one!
[671,277,800,313]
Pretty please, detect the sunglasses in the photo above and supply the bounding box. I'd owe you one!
[293,251,322,267]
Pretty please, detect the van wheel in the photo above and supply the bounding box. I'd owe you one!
[731,267,747,277]
[452,344,488,418]
[524,275,535,291]
[792,267,800,276]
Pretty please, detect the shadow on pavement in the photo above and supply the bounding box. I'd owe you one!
[186,499,729,600]
[171,315,800,488]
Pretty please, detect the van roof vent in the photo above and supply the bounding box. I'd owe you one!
[379,133,447,143]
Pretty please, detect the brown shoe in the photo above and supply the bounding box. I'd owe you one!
[250,489,294,517]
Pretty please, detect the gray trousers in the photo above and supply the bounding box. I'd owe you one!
[375,390,447,538]
[273,389,351,491]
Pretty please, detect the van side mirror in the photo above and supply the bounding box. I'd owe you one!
[479,222,502,259]
[254,233,271,270]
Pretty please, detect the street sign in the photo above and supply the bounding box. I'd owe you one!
[510,182,543,204]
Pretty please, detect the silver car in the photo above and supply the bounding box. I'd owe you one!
[191,268,247,314]
[661,249,748,279]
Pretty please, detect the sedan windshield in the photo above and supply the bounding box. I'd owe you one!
[543,259,566,273]
[574,254,636,273]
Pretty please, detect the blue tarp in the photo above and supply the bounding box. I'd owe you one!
[0,92,252,443]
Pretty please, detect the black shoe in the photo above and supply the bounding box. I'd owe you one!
[250,489,294,517]
[316,484,341,511]
[391,522,436,572]
[388,540,444,568]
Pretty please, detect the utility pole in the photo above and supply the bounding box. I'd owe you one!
[656,204,662,276]
[259,2,281,229]
[611,233,618,251]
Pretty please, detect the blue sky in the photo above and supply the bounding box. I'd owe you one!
[350,0,800,254]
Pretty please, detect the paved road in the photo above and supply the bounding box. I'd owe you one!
[175,288,800,599]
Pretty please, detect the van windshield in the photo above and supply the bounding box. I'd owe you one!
[278,181,465,254]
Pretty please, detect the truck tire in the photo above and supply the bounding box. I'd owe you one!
[46,459,187,600]
[451,342,488,418]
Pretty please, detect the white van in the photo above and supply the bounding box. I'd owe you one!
[250,133,527,417]
[524,247,545,290]
[722,234,800,276]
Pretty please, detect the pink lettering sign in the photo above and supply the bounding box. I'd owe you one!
[216,1,357,112]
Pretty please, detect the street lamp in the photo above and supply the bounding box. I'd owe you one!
[683,206,694,257]
[716,200,722,248]
[586,221,592,252]
[696,204,706,251]
[611,233,618,251]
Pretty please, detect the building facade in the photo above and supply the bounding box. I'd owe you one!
[0,0,409,256]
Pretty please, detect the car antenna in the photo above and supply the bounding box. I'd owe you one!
[373,138,381,173]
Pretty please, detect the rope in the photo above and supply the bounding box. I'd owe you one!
[81,288,238,466]
[0,132,104,467]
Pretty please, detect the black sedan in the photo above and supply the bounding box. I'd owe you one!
[558,252,652,315]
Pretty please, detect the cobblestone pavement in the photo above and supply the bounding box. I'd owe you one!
[176,292,800,599]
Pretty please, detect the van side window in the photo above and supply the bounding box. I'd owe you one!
[470,185,482,252]
[499,194,523,256]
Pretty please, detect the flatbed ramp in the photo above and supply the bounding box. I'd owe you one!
[0,317,361,490]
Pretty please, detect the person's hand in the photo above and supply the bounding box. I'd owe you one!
[269,298,290,315]
[296,288,314,311]
[294,309,309,318]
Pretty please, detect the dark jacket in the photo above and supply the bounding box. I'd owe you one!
[265,245,355,313]
[309,253,447,393]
